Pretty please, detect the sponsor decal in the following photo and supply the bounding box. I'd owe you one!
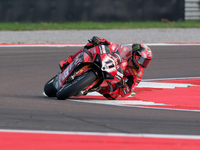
[136,79,140,83]
[121,61,127,68]
[115,74,121,80]
[122,54,126,59]
[102,45,106,53]
[123,47,128,52]
[137,71,143,77]
[132,45,140,51]
[117,71,123,78]
[132,68,138,75]
[117,68,124,74]
[99,46,103,54]
[146,46,151,52]
[123,89,127,95]
[114,52,121,63]
[111,44,117,50]
[125,70,129,74]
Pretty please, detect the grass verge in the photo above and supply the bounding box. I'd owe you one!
[0,21,200,31]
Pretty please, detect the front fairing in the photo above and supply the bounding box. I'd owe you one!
[56,44,126,92]
[92,45,124,87]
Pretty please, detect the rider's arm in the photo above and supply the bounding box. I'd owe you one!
[60,36,111,70]
[102,79,131,100]
[118,69,143,97]
[118,78,132,97]
[104,71,143,99]
[102,77,132,100]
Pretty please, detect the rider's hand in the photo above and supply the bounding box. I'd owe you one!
[88,36,101,45]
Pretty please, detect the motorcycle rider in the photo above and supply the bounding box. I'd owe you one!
[59,36,153,100]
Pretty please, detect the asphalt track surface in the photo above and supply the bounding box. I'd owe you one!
[0,45,200,136]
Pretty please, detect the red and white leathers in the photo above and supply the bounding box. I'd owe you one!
[59,37,144,100]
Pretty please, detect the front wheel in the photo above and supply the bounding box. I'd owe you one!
[56,71,97,100]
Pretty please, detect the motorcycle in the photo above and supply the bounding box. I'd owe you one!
[44,44,125,100]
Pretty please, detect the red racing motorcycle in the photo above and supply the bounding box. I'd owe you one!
[44,44,125,100]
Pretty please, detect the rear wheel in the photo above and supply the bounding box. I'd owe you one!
[44,76,57,97]
[56,71,97,100]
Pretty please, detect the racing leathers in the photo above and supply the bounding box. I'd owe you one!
[59,36,143,100]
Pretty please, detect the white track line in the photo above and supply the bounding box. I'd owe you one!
[72,100,167,106]
[1,129,200,139]
[71,99,200,112]
[137,81,194,88]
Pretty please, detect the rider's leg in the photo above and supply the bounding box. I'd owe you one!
[59,49,83,70]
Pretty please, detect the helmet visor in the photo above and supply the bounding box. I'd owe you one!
[137,57,151,68]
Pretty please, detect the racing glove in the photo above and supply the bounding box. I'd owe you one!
[117,79,131,97]
[88,36,101,45]
[84,36,111,49]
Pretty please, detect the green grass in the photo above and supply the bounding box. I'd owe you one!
[0,21,200,31]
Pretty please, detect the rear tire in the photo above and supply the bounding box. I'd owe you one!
[44,76,57,97]
[56,71,97,100]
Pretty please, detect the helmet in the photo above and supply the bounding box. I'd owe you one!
[131,43,153,68]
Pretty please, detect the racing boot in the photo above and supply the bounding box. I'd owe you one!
[59,49,84,71]
[59,56,73,71]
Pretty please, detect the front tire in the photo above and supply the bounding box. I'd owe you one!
[44,76,57,97]
[56,71,97,100]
